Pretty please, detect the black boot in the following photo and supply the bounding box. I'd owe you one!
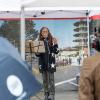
[44,92,49,100]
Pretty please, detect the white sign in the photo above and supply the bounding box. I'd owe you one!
[7,75,23,97]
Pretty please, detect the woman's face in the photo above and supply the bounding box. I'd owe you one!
[41,28,49,38]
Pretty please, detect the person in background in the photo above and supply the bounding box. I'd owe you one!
[77,56,81,65]
[79,27,100,100]
[36,27,59,100]
[69,58,72,65]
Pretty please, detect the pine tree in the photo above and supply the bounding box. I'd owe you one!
[0,20,38,50]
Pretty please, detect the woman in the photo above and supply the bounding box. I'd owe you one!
[36,27,59,100]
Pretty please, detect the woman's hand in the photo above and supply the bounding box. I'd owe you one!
[52,37,58,45]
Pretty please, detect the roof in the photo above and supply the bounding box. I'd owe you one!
[22,0,100,7]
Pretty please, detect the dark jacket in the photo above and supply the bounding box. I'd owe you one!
[36,40,59,72]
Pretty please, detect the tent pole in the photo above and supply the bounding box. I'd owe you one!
[20,6,25,60]
[86,10,90,56]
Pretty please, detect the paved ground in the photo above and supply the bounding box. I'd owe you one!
[30,91,78,100]
[55,91,78,100]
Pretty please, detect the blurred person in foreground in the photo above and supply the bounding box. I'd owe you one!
[79,27,100,100]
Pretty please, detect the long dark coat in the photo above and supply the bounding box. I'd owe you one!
[36,39,59,73]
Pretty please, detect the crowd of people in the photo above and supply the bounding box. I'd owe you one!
[56,58,72,66]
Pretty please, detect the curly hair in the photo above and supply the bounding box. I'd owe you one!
[39,27,53,46]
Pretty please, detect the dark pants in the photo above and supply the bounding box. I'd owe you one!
[42,71,55,100]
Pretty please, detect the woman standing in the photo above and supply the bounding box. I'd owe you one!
[36,27,59,100]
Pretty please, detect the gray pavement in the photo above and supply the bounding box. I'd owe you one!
[55,91,78,100]
[31,91,78,100]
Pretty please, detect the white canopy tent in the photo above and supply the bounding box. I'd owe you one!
[0,0,21,11]
[89,10,100,17]
[20,0,100,60]
[0,0,100,60]
[22,10,87,18]
[0,9,100,19]
[20,9,100,60]
[22,0,100,7]
[19,9,90,60]
[0,9,89,60]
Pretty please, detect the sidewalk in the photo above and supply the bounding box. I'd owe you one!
[30,91,78,100]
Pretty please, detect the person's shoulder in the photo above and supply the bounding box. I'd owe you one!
[85,52,100,62]
[82,53,100,69]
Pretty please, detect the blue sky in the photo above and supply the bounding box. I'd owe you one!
[34,20,78,48]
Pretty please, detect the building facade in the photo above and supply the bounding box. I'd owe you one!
[73,19,88,58]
